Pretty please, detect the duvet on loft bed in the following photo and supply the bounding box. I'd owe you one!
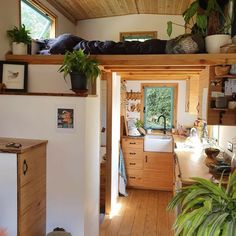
[37,33,205,55]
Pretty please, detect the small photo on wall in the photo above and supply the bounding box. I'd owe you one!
[57,108,74,129]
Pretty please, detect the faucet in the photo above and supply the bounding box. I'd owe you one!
[157,115,167,134]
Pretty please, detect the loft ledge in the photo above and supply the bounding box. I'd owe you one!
[5,53,236,66]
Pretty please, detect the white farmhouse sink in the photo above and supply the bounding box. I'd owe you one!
[144,134,173,152]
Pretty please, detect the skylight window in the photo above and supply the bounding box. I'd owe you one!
[21,0,56,39]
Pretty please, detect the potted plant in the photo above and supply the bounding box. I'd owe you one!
[167,0,235,53]
[167,171,236,235]
[7,24,31,55]
[59,49,101,94]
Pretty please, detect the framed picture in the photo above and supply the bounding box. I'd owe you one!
[56,106,75,131]
[0,61,28,92]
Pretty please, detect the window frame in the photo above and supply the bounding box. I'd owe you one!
[20,0,57,38]
[140,83,178,130]
[120,31,157,42]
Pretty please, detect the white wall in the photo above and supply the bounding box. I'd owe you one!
[126,80,197,127]
[219,126,236,152]
[111,73,121,214]
[0,0,76,59]
[76,14,185,41]
[0,94,100,236]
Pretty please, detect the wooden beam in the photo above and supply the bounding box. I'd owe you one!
[119,75,194,80]
[118,71,200,76]
[103,66,206,70]
[6,53,236,66]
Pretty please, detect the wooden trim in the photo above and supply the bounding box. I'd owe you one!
[140,83,178,128]
[104,72,112,214]
[0,92,97,97]
[120,31,157,42]
[5,53,236,66]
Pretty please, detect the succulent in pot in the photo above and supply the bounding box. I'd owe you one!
[58,49,101,94]
[7,24,31,55]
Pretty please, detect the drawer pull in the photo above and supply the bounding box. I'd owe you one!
[23,160,28,175]
[129,162,136,165]
[129,152,136,155]
[129,142,136,145]
[145,155,147,163]
[130,176,136,179]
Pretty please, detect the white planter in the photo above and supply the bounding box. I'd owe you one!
[12,42,28,55]
[205,34,232,53]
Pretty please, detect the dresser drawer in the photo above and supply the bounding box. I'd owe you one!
[125,158,143,170]
[122,137,143,149]
[123,149,143,159]
[126,169,143,187]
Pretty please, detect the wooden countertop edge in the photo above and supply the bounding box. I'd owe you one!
[0,138,48,154]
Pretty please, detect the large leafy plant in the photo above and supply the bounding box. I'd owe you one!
[7,24,31,44]
[58,49,101,82]
[168,171,236,236]
[167,0,234,37]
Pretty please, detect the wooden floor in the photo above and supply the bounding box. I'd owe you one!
[100,189,174,236]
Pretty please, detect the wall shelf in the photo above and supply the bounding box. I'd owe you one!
[0,92,97,97]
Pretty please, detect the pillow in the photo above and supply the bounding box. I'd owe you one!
[49,34,83,54]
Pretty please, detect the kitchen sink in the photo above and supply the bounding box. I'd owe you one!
[144,134,173,152]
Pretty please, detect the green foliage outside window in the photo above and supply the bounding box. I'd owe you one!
[21,0,52,39]
[144,87,174,129]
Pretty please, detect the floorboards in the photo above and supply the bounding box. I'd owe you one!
[100,189,174,236]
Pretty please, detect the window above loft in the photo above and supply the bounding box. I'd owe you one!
[120,31,157,42]
[20,0,56,39]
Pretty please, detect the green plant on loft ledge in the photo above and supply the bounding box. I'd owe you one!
[167,0,234,37]
[167,171,236,236]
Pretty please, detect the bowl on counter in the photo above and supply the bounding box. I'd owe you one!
[205,147,220,159]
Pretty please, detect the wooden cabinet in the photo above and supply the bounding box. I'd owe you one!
[0,138,47,236]
[143,152,174,191]
[207,66,236,125]
[122,137,143,187]
[122,137,174,191]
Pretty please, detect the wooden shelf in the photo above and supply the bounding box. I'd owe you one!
[0,92,97,97]
[215,74,236,78]
[5,53,236,66]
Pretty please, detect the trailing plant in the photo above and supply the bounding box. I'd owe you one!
[167,171,236,236]
[167,0,235,37]
[58,49,101,82]
[7,24,31,44]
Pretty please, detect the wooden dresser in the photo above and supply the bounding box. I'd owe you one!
[122,137,144,188]
[122,136,174,191]
[0,137,47,236]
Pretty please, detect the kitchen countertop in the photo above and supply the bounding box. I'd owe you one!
[174,135,213,185]
[0,137,48,154]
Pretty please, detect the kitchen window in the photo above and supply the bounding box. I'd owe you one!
[141,83,178,130]
[120,31,157,42]
[20,0,56,39]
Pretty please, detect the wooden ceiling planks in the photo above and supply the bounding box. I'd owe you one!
[46,0,191,22]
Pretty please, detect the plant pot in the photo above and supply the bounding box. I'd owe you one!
[12,42,27,55]
[205,34,232,53]
[69,71,88,95]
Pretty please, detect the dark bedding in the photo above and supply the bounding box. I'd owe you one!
[37,33,205,55]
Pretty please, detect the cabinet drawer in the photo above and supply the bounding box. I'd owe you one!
[125,158,143,170]
[126,169,143,187]
[122,138,143,149]
[123,149,143,159]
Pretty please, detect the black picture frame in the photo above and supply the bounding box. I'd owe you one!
[0,61,28,92]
